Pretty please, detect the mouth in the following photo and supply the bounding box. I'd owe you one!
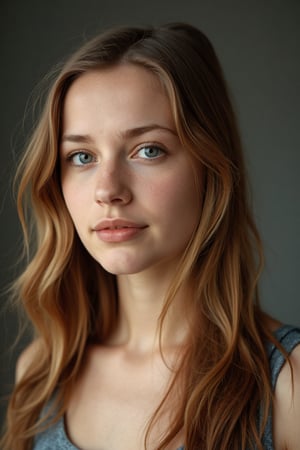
[93,219,148,243]
[93,218,147,231]
[102,225,136,230]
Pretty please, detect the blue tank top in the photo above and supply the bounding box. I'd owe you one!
[33,325,300,450]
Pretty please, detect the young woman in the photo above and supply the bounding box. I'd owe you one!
[2,23,300,450]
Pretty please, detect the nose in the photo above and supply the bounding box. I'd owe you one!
[94,159,132,206]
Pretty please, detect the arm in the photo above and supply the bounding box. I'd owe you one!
[273,343,300,450]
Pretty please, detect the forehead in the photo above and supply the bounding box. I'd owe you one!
[62,64,175,133]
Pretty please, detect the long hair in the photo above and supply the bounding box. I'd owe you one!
[2,23,277,450]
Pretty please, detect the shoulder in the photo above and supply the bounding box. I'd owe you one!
[16,338,43,383]
[273,337,300,450]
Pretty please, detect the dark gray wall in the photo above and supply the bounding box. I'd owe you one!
[1,0,299,425]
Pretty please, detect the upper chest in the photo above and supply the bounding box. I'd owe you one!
[65,345,183,450]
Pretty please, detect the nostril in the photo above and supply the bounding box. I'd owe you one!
[94,186,132,206]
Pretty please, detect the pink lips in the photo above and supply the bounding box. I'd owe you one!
[93,219,147,243]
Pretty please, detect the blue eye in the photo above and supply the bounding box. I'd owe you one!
[137,146,164,159]
[70,152,94,166]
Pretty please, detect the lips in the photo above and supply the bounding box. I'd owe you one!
[93,219,147,243]
[93,218,147,231]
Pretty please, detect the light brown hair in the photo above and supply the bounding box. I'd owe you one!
[2,23,277,449]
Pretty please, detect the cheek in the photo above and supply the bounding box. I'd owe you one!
[61,180,87,223]
[148,171,200,226]
[175,183,201,228]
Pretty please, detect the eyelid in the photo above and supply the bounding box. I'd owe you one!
[65,150,96,166]
[133,142,167,159]
[61,142,168,165]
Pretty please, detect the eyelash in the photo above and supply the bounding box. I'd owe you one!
[66,151,95,166]
[135,144,165,160]
[65,143,166,167]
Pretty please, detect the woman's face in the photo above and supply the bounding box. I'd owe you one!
[60,64,201,276]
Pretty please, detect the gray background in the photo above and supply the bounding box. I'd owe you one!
[0,0,299,426]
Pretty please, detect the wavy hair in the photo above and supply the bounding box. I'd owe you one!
[2,23,277,450]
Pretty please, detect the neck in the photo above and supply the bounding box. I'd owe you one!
[108,266,191,354]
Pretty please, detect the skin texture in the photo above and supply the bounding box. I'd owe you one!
[59,64,300,450]
[60,64,201,279]
[59,64,201,449]
[16,64,300,450]
[273,344,300,450]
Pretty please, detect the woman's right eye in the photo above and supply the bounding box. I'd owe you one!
[68,152,95,166]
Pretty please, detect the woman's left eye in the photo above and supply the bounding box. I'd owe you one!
[136,145,165,159]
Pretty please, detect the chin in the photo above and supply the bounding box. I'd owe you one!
[100,265,145,276]
[94,257,149,276]
[88,247,181,277]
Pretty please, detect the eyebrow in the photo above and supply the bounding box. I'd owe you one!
[61,134,93,144]
[61,124,177,144]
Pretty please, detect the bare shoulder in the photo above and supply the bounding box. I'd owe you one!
[273,342,300,450]
[16,338,43,383]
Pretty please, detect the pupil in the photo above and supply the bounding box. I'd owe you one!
[80,153,89,162]
[147,147,156,155]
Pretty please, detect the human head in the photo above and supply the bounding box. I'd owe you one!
[18,23,248,292]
